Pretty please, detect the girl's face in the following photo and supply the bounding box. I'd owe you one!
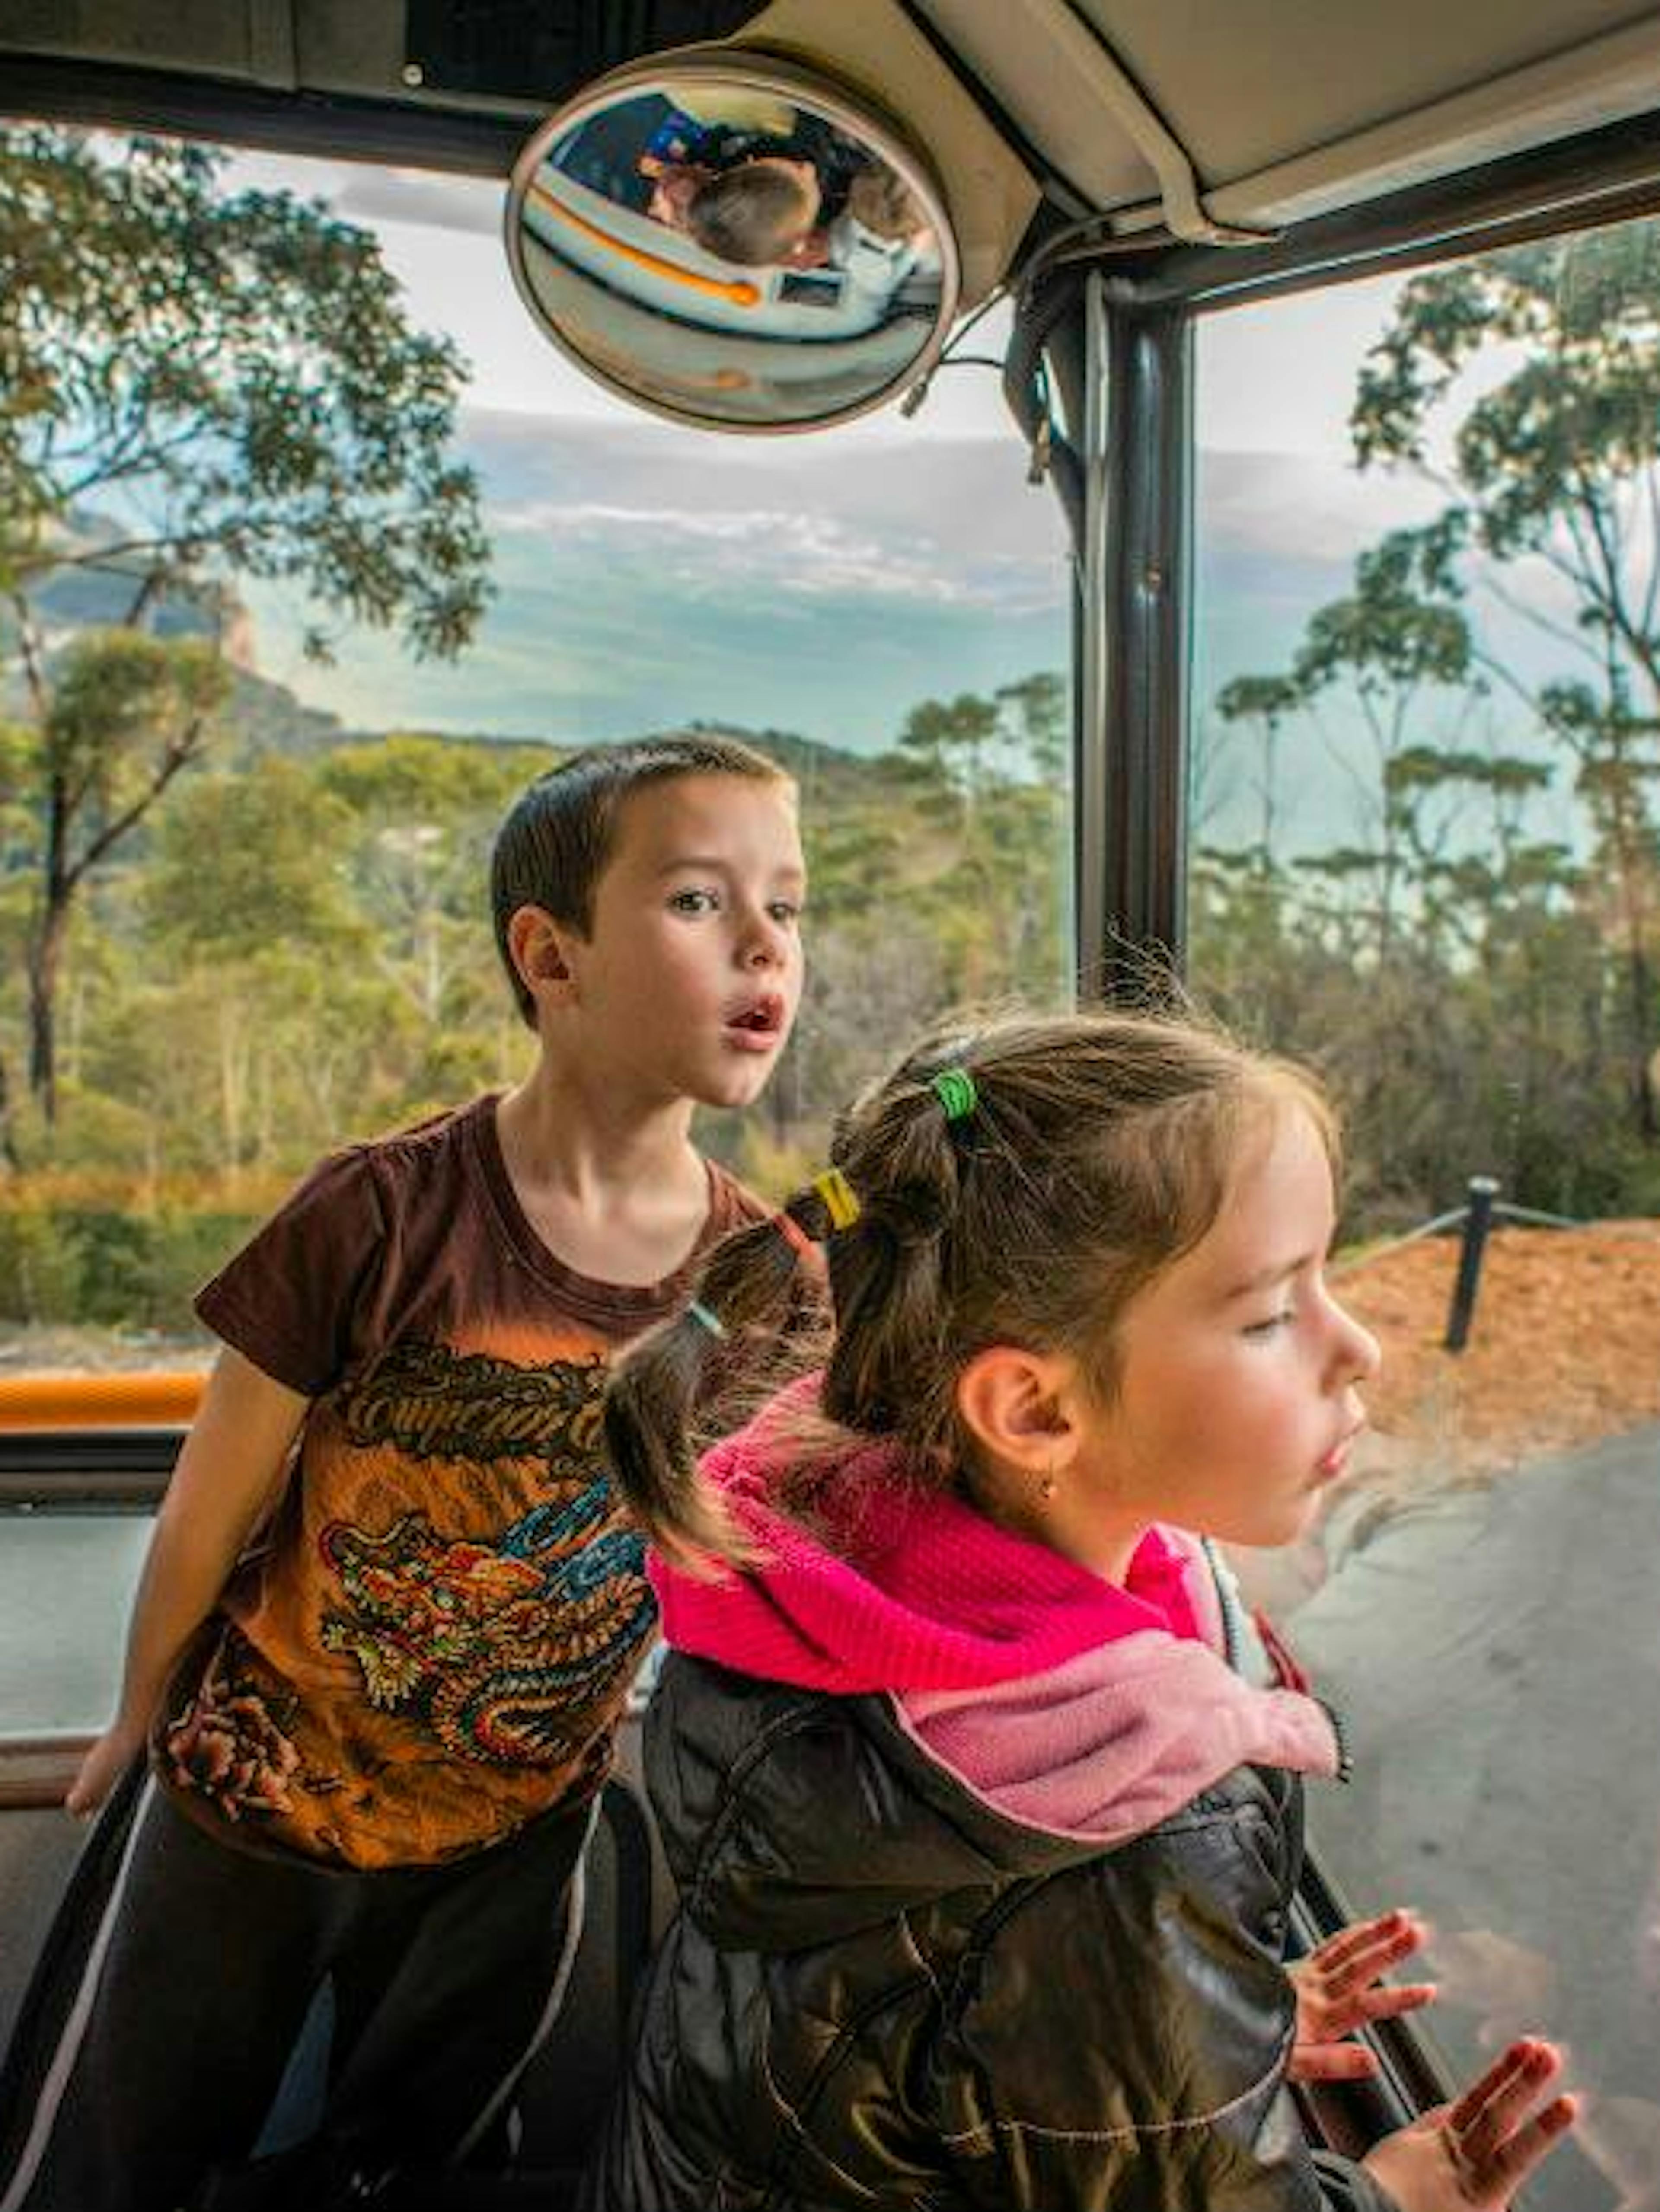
[1064,1106,1379,1564]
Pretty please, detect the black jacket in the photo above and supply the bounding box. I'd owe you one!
[584,1653,1399,2212]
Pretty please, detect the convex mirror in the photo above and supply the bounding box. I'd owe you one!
[505,54,960,432]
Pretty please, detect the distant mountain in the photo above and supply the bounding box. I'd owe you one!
[7,511,874,784]
[221,667,346,763]
[670,720,870,792]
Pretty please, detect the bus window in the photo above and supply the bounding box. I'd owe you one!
[1191,211,1660,2212]
[0,120,1070,1724]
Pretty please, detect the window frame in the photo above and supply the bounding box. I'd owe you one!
[1065,103,1660,2159]
[1069,103,1660,990]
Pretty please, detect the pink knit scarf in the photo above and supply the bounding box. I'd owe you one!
[651,1379,1341,1843]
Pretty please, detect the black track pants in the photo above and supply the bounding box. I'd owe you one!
[0,1778,594,2212]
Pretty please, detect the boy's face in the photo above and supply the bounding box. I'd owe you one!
[555,773,805,1112]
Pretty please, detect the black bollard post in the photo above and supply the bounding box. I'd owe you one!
[1444,1175,1500,1353]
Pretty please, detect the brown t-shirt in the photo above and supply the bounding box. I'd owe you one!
[156,1095,766,1871]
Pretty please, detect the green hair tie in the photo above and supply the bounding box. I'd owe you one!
[931,1067,978,1122]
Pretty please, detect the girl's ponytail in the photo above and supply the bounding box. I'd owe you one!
[603,1192,832,1565]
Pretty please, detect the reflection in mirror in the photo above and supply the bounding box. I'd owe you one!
[505,66,958,431]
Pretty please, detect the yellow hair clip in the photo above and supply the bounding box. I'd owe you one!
[812,1166,862,1233]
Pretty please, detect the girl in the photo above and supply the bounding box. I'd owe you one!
[584,1010,1578,2212]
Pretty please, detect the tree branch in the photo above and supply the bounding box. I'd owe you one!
[65,718,211,889]
[6,593,51,719]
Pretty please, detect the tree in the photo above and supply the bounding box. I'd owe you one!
[318,735,549,1027]
[22,632,229,1121]
[0,127,492,1122]
[897,692,1001,818]
[1215,673,1304,871]
[1203,523,1604,1213]
[1352,225,1660,1133]
[995,672,1067,782]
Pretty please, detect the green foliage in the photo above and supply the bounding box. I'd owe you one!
[0,680,1071,1331]
[0,1197,262,1327]
[0,125,493,1122]
[0,127,491,659]
[1206,217,1660,1184]
[0,1204,81,1321]
[143,759,363,959]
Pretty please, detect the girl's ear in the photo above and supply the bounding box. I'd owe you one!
[954,1344,1081,1478]
[508,903,581,1006]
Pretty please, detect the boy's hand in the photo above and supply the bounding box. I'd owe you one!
[66,1720,145,1820]
[1288,1908,1436,2081]
[1362,2039,1577,2210]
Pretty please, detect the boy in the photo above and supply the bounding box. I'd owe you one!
[646,147,827,268]
[638,96,866,270]
[0,734,806,2212]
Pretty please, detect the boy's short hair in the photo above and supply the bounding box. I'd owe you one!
[687,165,817,265]
[492,733,793,1028]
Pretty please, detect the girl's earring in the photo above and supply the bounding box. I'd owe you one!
[1037,1468,1058,1504]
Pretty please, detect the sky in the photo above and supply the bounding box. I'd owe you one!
[229,153,1072,754]
[217,150,1603,859]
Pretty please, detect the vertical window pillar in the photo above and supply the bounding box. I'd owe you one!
[1076,274,1193,996]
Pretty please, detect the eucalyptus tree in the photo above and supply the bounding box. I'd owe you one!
[0,126,492,1125]
[1353,222,1660,1134]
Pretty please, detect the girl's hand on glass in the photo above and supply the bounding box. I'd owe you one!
[1362,2039,1577,2210]
[1288,1908,1436,2082]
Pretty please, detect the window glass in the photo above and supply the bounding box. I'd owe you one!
[0,124,1069,1739]
[0,1517,151,1733]
[0,124,1073,1383]
[1194,220,1660,2210]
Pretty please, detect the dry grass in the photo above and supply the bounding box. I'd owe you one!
[1337,1222,1660,1480]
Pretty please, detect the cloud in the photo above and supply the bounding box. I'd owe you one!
[1198,447,1443,560]
[332,169,504,238]
[495,497,1055,610]
[463,406,1066,632]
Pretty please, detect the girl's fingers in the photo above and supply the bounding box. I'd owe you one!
[1317,1916,1427,1996]
[1350,1980,1437,2024]
[1449,2040,1564,2167]
[1475,2093,1579,2196]
[1315,1911,1417,1973]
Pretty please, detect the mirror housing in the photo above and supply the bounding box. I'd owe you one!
[504,0,1038,434]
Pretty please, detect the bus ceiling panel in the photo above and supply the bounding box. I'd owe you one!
[914,0,1660,250]
[1195,13,1660,232]
[1072,0,1660,186]
[396,1,768,108]
[0,0,291,88]
[910,0,1157,214]
[0,0,319,96]
[10,1,1660,305]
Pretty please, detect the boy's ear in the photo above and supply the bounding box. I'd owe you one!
[954,1344,1081,1478]
[508,903,582,1005]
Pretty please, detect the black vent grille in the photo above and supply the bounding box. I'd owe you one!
[404,0,766,104]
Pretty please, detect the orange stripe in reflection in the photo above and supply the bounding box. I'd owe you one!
[529,180,762,306]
